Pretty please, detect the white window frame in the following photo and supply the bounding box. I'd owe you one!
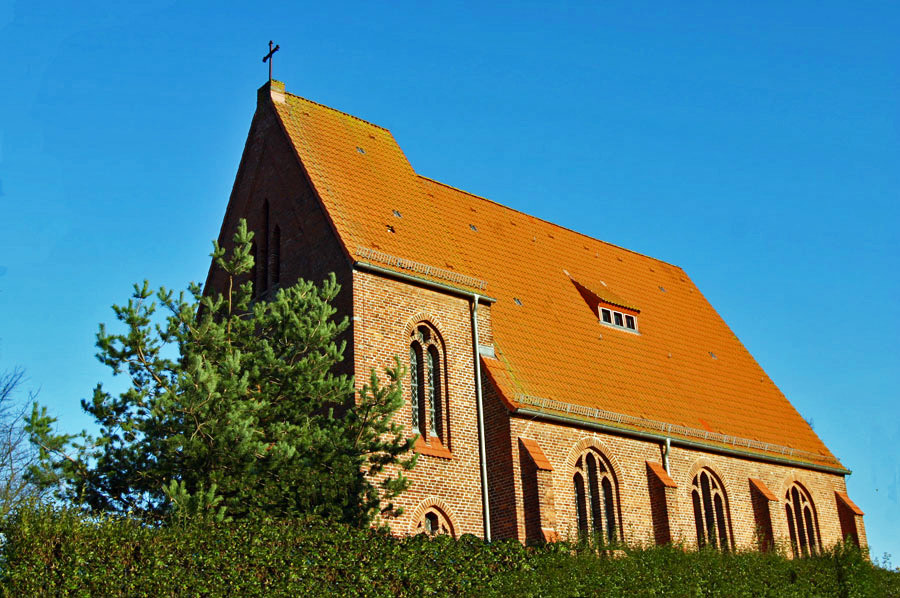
[598,306,639,334]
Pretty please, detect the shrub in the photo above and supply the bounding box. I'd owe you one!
[1,504,897,597]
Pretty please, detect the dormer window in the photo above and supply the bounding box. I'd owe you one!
[600,307,638,332]
[567,273,640,333]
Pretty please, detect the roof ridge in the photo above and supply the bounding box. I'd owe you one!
[418,175,681,270]
[283,90,393,133]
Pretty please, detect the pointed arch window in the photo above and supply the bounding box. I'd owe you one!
[271,225,281,286]
[572,449,618,543]
[250,238,259,293]
[785,484,820,557]
[262,199,270,293]
[691,468,731,550]
[409,323,448,446]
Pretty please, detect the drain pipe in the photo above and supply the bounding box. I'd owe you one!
[663,437,671,473]
[471,294,492,541]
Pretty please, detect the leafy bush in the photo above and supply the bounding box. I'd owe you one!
[2,503,897,597]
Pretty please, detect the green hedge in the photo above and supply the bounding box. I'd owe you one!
[1,504,897,597]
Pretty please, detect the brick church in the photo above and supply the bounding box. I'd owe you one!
[210,80,865,554]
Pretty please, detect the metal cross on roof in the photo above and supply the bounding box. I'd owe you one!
[262,40,280,82]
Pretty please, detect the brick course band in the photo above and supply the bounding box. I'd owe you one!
[355,246,488,291]
[515,394,842,469]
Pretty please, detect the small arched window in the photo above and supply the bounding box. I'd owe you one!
[414,507,455,537]
[691,468,731,550]
[572,449,618,543]
[409,323,447,444]
[785,483,820,557]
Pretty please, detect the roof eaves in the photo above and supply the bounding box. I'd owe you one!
[514,398,848,475]
[354,261,496,303]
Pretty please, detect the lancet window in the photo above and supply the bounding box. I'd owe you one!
[785,484,820,557]
[271,225,281,286]
[409,323,447,444]
[572,449,618,543]
[691,468,731,550]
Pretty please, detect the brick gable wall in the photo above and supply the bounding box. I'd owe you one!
[209,98,355,376]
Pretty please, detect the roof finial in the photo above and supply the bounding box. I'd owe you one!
[262,40,280,82]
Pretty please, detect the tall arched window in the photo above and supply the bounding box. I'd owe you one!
[785,483,820,557]
[271,225,281,286]
[250,238,259,293]
[262,199,270,293]
[572,449,618,543]
[255,238,265,294]
[409,323,447,444]
[691,468,731,550]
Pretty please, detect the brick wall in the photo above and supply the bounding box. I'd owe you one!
[352,270,489,537]
[502,415,865,551]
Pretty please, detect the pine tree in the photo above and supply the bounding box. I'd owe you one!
[26,220,416,524]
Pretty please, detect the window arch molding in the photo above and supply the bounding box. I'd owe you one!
[778,476,822,558]
[403,312,450,339]
[776,471,817,503]
[563,437,625,480]
[685,460,734,551]
[565,438,624,543]
[684,457,736,499]
[407,496,458,538]
[406,318,450,448]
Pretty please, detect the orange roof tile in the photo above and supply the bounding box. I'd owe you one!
[646,461,678,488]
[267,82,845,472]
[519,437,554,471]
[835,491,864,515]
[749,478,778,501]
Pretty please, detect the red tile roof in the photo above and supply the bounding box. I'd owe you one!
[267,82,844,472]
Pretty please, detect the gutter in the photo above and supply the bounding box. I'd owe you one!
[353,260,493,540]
[516,408,851,476]
[354,262,496,304]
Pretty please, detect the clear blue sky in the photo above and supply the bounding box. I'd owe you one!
[1,0,897,563]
